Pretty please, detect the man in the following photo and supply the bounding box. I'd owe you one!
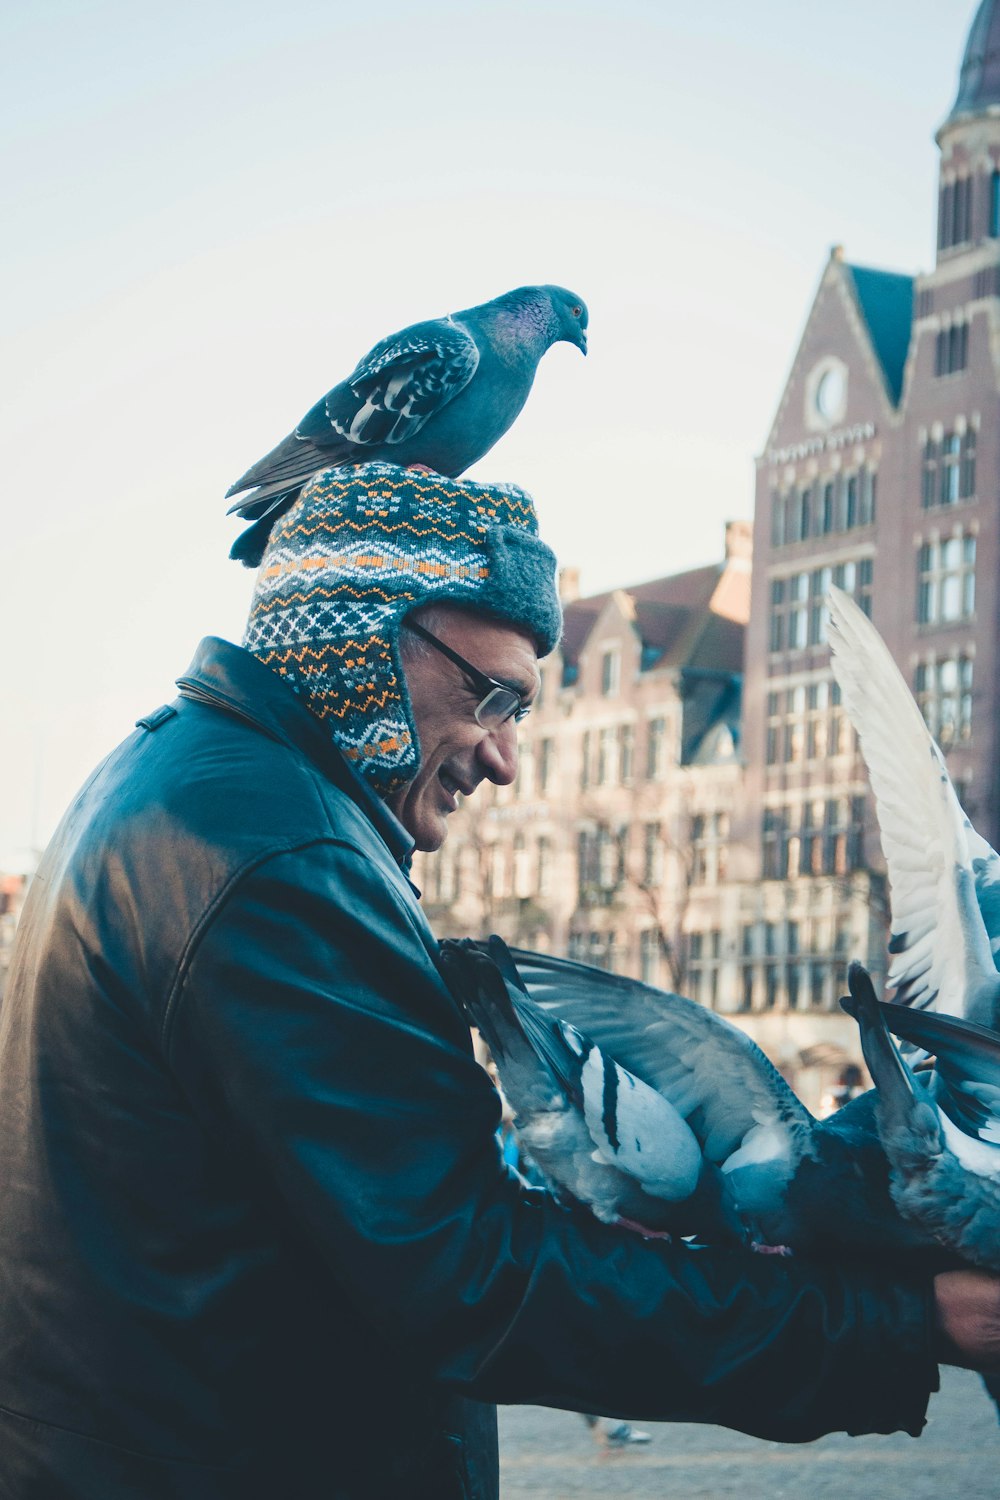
[0,463,997,1500]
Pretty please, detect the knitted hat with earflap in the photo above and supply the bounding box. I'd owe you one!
[243,462,562,796]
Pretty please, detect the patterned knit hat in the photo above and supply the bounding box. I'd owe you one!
[243,462,561,795]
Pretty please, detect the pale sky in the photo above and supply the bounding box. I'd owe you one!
[0,0,978,866]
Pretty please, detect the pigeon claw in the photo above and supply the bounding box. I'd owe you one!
[614,1215,673,1241]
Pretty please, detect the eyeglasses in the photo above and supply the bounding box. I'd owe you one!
[404,621,530,727]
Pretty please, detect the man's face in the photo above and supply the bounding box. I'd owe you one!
[388,608,541,852]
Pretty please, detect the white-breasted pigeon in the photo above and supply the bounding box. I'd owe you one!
[827,585,1000,1030]
[440,938,943,1263]
[226,285,588,566]
[439,937,743,1244]
[842,962,1000,1272]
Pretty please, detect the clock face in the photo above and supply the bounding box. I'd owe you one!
[815,365,846,423]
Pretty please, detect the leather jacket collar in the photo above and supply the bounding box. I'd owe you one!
[174,637,415,869]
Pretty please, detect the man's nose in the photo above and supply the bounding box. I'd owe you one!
[477,716,519,786]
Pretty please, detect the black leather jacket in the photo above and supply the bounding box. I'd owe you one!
[0,638,938,1499]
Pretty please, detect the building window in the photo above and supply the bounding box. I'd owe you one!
[428,846,457,904]
[962,428,978,497]
[513,834,532,898]
[914,655,973,746]
[618,723,634,784]
[787,961,801,1010]
[688,929,721,1008]
[538,737,555,792]
[489,842,510,899]
[859,467,876,526]
[768,572,809,652]
[917,533,976,624]
[923,429,976,507]
[580,731,591,789]
[935,320,969,376]
[820,481,835,534]
[766,797,863,880]
[598,826,621,889]
[536,836,552,897]
[646,716,667,779]
[579,826,624,899]
[809,961,827,1009]
[642,821,663,887]
[639,928,660,985]
[929,429,983,510]
[762,808,787,879]
[769,560,871,652]
[844,475,858,529]
[587,930,617,972]
[783,486,812,542]
[601,648,620,697]
[514,743,534,800]
[939,176,972,250]
[596,726,617,786]
[691,812,730,884]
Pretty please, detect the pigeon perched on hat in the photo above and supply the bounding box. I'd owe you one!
[227,285,588,566]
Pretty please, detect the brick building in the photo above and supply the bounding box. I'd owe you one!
[416,5,1000,1109]
[417,521,750,998]
[738,0,1000,1076]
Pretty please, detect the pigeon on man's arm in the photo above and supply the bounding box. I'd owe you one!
[444,940,941,1262]
[437,938,746,1244]
[827,586,1000,1030]
[226,285,588,565]
[842,961,1000,1272]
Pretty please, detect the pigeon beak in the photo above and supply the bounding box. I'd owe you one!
[577,329,588,355]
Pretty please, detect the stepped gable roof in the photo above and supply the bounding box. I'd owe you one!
[947,0,1000,124]
[561,563,736,672]
[844,262,914,406]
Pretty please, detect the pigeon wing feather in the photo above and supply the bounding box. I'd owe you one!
[827,586,1000,1024]
[225,316,480,509]
[506,947,812,1166]
[313,318,479,450]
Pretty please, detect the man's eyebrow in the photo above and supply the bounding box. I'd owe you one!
[498,671,540,701]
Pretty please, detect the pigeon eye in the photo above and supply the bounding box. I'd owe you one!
[571,306,582,318]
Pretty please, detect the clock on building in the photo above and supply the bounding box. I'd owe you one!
[805,356,848,429]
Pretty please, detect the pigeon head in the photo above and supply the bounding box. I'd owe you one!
[541,285,589,354]
[482,285,588,356]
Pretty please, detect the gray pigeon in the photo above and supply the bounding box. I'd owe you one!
[842,962,1000,1272]
[226,285,588,565]
[441,939,943,1263]
[439,937,743,1244]
[827,585,1000,1030]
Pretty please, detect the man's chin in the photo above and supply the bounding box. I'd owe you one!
[410,812,449,854]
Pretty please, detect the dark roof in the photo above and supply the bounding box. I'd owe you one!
[845,263,914,406]
[947,0,1000,123]
[561,564,724,670]
[685,612,745,676]
[682,677,742,766]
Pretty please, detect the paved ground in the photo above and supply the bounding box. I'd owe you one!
[498,1366,999,1499]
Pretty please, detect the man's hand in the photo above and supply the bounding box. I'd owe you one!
[934,1269,1000,1371]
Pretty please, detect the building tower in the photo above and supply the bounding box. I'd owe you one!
[738,0,1000,1049]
